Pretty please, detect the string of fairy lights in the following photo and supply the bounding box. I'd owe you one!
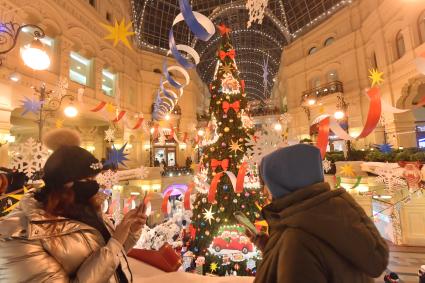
[131,0,355,101]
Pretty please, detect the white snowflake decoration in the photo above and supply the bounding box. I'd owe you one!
[246,0,269,28]
[375,163,407,192]
[322,158,332,173]
[104,127,115,142]
[10,137,50,179]
[135,166,149,179]
[245,124,287,166]
[96,170,119,188]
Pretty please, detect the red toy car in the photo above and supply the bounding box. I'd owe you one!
[212,230,254,254]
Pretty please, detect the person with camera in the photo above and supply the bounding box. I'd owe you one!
[0,129,147,282]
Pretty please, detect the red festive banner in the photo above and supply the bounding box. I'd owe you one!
[161,190,173,214]
[131,117,144,130]
[90,101,107,112]
[184,182,194,210]
[208,172,224,203]
[316,117,330,159]
[112,110,126,123]
[236,162,247,193]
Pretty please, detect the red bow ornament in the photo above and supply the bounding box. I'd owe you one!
[211,159,229,171]
[219,49,236,60]
[222,100,240,114]
[217,23,231,35]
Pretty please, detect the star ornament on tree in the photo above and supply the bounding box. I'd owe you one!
[203,205,215,225]
[222,63,233,74]
[217,23,231,36]
[230,140,243,154]
[368,69,384,87]
[21,97,43,116]
[101,18,135,50]
[340,164,356,177]
[104,143,128,167]
[210,262,218,273]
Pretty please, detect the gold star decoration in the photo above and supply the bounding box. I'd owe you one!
[210,262,218,273]
[55,119,64,129]
[368,69,384,87]
[203,205,215,225]
[230,140,243,154]
[106,103,116,114]
[340,164,356,177]
[222,63,233,74]
[101,19,135,50]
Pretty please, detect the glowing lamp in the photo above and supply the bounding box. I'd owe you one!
[307,98,316,106]
[334,110,345,120]
[64,104,78,118]
[274,123,282,131]
[165,114,170,120]
[198,129,205,137]
[21,39,51,71]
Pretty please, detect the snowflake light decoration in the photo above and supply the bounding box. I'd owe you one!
[375,163,407,192]
[245,124,287,166]
[104,127,115,142]
[246,0,269,28]
[194,168,209,194]
[241,112,254,129]
[322,158,332,173]
[10,138,50,179]
[96,170,119,188]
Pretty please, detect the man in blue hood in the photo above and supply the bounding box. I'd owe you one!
[253,144,389,283]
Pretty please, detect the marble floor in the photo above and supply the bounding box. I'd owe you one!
[376,244,425,283]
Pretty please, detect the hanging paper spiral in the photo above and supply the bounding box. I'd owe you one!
[153,0,215,120]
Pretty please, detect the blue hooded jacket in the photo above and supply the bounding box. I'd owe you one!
[260,144,324,199]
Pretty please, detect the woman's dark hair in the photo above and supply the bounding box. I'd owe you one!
[34,185,101,219]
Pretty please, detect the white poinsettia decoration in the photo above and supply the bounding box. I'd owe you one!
[375,163,407,192]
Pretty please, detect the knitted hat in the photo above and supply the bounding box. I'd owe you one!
[260,144,324,199]
[42,129,101,187]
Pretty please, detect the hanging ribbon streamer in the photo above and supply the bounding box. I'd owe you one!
[236,162,248,193]
[208,172,224,203]
[153,0,215,120]
[184,182,194,210]
[90,101,107,112]
[316,87,381,157]
[144,192,153,216]
[161,190,173,215]
[112,110,126,123]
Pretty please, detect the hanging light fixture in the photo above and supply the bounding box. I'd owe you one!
[21,38,51,70]
[334,110,345,120]
[64,103,78,118]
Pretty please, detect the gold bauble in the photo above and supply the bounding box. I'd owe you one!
[224,127,230,132]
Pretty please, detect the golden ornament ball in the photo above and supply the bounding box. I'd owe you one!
[224,127,230,132]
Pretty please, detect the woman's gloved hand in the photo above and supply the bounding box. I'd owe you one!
[113,208,146,245]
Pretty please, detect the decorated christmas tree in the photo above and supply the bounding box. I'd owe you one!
[188,24,267,276]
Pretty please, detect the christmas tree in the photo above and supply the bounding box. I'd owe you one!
[189,24,267,276]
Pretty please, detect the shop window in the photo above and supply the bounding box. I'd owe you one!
[69,51,92,86]
[324,37,335,47]
[395,30,406,59]
[419,10,425,44]
[20,27,56,71]
[308,47,318,55]
[102,70,116,97]
[327,70,338,82]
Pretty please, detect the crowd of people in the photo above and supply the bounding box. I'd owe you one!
[0,129,423,282]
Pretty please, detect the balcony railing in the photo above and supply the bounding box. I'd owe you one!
[302,80,344,99]
[249,107,282,117]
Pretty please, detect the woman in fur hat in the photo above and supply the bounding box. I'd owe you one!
[0,129,146,282]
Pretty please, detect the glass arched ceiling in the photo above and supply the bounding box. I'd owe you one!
[131,0,352,102]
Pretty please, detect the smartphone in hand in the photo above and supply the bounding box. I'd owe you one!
[234,211,258,236]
